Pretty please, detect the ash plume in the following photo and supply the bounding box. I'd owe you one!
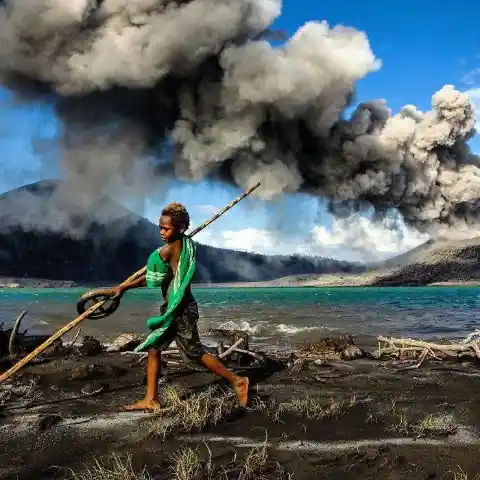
[0,0,479,239]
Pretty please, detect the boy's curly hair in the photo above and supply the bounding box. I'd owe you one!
[161,202,190,230]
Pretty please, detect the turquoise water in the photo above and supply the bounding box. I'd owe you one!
[1,286,480,348]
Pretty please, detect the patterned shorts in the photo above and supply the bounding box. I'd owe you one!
[153,297,205,363]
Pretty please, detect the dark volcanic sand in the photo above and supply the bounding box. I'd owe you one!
[2,347,480,479]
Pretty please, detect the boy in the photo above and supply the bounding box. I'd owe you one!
[112,202,249,411]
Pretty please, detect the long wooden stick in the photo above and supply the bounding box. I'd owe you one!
[0,182,261,383]
[0,300,106,382]
[122,181,261,284]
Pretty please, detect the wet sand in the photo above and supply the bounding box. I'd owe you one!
[2,339,480,479]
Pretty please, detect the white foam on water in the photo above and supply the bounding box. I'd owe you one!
[276,324,327,334]
[216,320,332,336]
[218,320,263,334]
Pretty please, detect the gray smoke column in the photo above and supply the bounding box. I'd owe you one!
[0,0,478,238]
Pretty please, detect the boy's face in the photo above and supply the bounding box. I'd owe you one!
[159,215,182,243]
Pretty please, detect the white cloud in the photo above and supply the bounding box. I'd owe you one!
[462,68,480,86]
[194,204,219,215]
[465,87,480,130]
[311,214,429,262]
[195,227,306,255]
[195,213,430,262]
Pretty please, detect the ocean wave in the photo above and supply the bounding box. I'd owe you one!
[216,320,263,334]
[215,320,334,336]
[276,324,331,334]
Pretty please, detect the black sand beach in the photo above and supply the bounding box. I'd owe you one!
[2,333,480,480]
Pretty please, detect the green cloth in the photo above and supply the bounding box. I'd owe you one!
[134,236,196,352]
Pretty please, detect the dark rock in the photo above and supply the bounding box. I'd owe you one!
[106,333,142,353]
[285,353,297,369]
[299,335,355,356]
[38,414,62,431]
[341,345,365,360]
[69,363,102,381]
[79,336,102,356]
[81,383,105,396]
[291,358,307,372]
[0,327,12,358]
[364,350,381,360]
[69,363,126,381]
[39,339,64,358]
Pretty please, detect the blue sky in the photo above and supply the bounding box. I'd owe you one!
[0,0,478,261]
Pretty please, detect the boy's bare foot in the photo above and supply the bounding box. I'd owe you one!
[125,398,161,411]
[234,377,249,407]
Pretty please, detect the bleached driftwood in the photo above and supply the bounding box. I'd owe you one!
[69,328,82,348]
[218,337,244,359]
[377,332,480,369]
[120,337,262,363]
[8,310,28,355]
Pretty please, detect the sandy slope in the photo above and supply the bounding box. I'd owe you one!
[199,237,480,288]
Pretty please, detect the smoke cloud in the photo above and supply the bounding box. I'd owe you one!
[0,0,479,239]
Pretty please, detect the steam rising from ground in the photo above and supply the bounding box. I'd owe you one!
[0,0,479,242]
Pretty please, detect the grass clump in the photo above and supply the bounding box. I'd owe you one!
[147,385,238,439]
[170,445,213,480]
[169,439,294,480]
[412,413,457,437]
[280,395,357,421]
[67,454,151,480]
[386,402,458,437]
[447,466,480,480]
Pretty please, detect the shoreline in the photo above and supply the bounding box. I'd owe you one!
[194,280,480,288]
[2,276,480,289]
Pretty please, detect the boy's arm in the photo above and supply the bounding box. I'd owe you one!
[111,274,145,298]
[158,244,171,262]
[111,246,171,298]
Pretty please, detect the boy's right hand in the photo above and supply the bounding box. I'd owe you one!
[110,286,124,300]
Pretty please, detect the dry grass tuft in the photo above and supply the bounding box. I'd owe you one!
[67,441,294,480]
[170,445,213,480]
[147,385,238,439]
[67,453,151,480]
[280,395,357,421]
[413,414,457,437]
[447,466,480,480]
[168,437,294,480]
[386,402,458,437]
[237,439,269,480]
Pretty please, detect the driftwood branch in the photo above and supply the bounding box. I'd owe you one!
[8,310,28,356]
[120,338,263,364]
[463,330,480,344]
[218,337,244,359]
[377,332,480,369]
[69,329,82,348]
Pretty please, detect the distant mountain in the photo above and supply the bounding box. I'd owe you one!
[371,238,437,269]
[261,236,480,287]
[370,236,480,286]
[0,180,363,284]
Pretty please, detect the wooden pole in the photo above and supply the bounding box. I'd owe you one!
[121,181,261,284]
[0,182,261,383]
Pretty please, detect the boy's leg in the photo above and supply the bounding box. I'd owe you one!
[125,349,162,411]
[175,299,249,406]
[200,353,249,407]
